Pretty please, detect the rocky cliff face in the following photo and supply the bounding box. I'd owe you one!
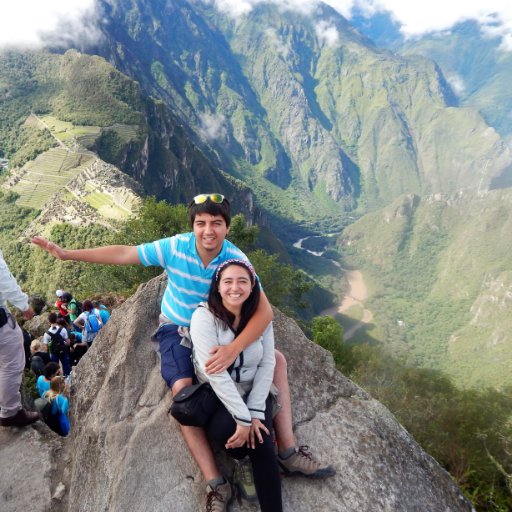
[0,273,473,512]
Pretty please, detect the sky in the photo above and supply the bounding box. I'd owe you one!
[0,0,511,50]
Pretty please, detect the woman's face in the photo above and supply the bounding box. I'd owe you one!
[218,264,253,312]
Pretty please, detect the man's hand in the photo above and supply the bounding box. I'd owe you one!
[32,236,67,260]
[23,306,35,320]
[249,418,270,449]
[205,344,239,374]
[226,424,250,449]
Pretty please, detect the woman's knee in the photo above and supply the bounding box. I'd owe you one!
[274,349,287,373]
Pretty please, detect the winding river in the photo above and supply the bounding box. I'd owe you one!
[294,235,373,341]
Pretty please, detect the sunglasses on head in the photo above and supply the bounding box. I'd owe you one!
[192,193,225,205]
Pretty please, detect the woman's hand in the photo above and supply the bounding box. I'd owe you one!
[226,424,250,449]
[205,344,238,374]
[32,236,67,260]
[249,419,270,449]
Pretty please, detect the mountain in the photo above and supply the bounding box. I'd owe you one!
[0,48,248,214]
[90,0,510,226]
[340,190,512,388]
[350,16,512,141]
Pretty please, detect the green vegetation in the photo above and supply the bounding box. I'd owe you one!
[312,321,512,511]
[341,192,512,388]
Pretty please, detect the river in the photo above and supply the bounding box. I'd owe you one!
[294,235,373,341]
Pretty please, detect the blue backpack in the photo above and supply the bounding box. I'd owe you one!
[85,311,102,333]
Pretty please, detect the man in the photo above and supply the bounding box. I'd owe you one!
[33,193,334,511]
[0,249,38,428]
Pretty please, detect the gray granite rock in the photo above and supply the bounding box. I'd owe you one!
[1,274,474,511]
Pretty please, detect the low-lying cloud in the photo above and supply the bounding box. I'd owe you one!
[0,1,101,49]
[205,0,512,50]
[200,113,228,141]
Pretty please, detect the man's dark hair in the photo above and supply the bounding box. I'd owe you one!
[188,196,231,228]
[48,312,58,324]
[44,362,61,379]
[82,300,93,312]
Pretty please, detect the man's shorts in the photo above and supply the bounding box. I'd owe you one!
[153,323,194,389]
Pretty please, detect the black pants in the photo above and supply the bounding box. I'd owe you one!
[207,395,283,512]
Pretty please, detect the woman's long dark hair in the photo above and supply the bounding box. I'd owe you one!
[208,260,260,334]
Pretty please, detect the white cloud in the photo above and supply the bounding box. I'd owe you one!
[0,1,101,49]
[315,20,340,47]
[265,28,291,58]
[446,74,466,96]
[204,0,512,50]
[200,113,228,140]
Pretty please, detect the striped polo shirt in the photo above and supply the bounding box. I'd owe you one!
[137,232,248,326]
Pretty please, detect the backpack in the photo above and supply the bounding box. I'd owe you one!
[71,299,82,315]
[47,327,68,356]
[30,355,45,377]
[84,311,102,333]
[34,397,66,436]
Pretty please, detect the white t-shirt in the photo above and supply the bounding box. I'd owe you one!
[42,325,69,345]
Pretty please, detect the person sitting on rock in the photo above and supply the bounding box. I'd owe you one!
[43,375,70,437]
[32,193,333,512]
[190,259,283,512]
[36,362,61,398]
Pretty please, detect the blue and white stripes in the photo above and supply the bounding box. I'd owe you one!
[137,232,248,326]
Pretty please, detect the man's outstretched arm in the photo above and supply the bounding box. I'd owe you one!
[32,236,140,265]
[205,290,273,374]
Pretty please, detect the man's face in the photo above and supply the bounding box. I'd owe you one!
[193,213,229,255]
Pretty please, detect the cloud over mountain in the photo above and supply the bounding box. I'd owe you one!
[0,0,101,49]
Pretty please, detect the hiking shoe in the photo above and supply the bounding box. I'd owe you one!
[205,480,232,512]
[0,408,40,428]
[233,456,257,503]
[278,445,336,478]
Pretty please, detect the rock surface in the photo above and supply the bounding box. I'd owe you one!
[1,274,474,511]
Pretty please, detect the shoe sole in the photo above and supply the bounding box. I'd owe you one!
[278,463,337,479]
[235,483,258,503]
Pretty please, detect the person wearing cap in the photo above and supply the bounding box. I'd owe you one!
[32,193,333,511]
[0,249,38,428]
[54,289,69,320]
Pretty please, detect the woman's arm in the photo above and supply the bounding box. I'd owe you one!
[190,307,252,427]
[205,291,273,374]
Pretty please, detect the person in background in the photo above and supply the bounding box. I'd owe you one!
[36,362,61,398]
[61,292,80,324]
[54,289,69,321]
[73,300,103,346]
[69,333,88,366]
[43,375,70,436]
[0,248,38,428]
[30,339,51,377]
[42,312,71,377]
[92,300,110,325]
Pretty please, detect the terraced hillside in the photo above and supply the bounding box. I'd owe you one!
[5,147,94,209]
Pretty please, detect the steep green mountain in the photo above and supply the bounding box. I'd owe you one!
[340,190,512,388]
[350,17,512,140]
[0,49,244,209]
[91,0,510,225]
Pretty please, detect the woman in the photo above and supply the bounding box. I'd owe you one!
[190,259,282,512]
[43,375,70,436]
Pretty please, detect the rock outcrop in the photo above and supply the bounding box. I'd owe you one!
[1,274,473,511]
